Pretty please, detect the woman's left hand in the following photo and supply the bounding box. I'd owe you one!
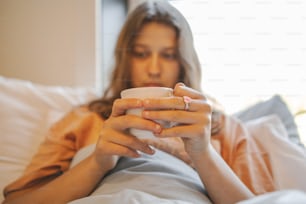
[142,83,212,160]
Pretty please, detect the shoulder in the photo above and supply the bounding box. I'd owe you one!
[47,106,104,148]
[51,106,103,130]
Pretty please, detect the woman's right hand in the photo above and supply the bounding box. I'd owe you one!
[93,98,159,170]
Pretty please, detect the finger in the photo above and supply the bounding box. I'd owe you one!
[100,141,141,158]
[107,114,162,134]
[111,98,143,117]
[143,97,212,112]
[143,110,206,124]
[156,124,208,138]
[101,129,155,155]
[173,83,206,100]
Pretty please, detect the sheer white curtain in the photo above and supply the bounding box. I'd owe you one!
[169,0,306,114]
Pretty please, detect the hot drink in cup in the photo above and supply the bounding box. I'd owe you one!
[120,87,173,139]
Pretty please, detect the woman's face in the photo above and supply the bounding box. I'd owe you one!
[130,22,180,88]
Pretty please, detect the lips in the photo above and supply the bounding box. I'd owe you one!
[143,83,163,87]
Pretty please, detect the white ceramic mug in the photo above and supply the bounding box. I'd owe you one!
[120,87,173,139]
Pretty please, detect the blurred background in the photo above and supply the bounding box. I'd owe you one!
[0,0,305,144]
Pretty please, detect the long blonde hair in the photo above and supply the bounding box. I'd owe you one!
[89,0,202,119]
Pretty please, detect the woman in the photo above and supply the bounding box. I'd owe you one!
[3,1,275,204]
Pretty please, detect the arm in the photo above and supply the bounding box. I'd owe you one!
[3,108,112,204]
[3,100,159,204]
[192,145,254,204]
[142,83,255,204]
[4,154,112,204]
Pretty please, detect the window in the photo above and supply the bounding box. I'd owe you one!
[170,0,306,115]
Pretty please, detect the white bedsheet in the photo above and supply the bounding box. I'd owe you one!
[238,190,306,204]
[67,115,306,204]
[245,115,306,192]
[69,145,211,204]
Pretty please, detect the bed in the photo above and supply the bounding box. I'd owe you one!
[0,76,306,203]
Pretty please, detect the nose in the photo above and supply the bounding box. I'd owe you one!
[147,53,161,77]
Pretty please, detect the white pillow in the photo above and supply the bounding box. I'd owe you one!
[245,115,306,192]
[233,95,303,147]
[0,76,98,202]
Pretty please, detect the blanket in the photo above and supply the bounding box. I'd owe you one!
[69,145,211,204]
[68,115,306,204]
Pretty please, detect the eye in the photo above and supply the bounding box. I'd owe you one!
[161,52,177,60]
[131,50,149,59]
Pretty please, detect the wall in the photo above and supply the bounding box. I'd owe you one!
[0,0,96,88]
[100,0,126,92]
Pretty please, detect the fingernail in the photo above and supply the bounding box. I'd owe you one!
[149,147,155,154]
[155,124,162,133]
[177,82,185,87]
